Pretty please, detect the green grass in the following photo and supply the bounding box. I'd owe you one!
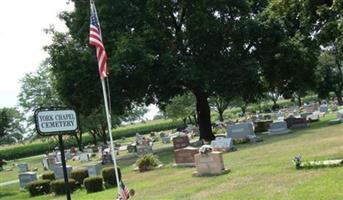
[1,114,343,199]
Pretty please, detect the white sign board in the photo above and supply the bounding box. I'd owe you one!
[35,108,78,135]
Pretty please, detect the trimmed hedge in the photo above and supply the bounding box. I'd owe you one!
[50,179,77,195]
[102,167,121,187]
[70,168,89,186]
[42,172,55,181]
[0,120,184,160]
[84,176,103,193]
[26,180,51,196]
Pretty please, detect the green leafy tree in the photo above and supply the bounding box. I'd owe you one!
[257,0,319,106]
[165,93,196,125]
[0,108,25,145]
[304,1,343,104]
[46,0,266,141]
[316,51,343,101]
[18,60,62,137]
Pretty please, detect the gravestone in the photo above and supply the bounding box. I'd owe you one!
[268,121,290,135]
[172,135,190,150]
[56,153,62,163]
[319,104,328,113]
[17,163,29,173]
[162,136,171,144]
[285,117,308,128]
[42,158,49,170]
[47,154,57,170]
[53,165,72,179]
[210,137,233,152]
[254,120,272,133]
[79,153,90,162]
[19,172,37,188]
[86,162,102,177]
[306,112,320,122]
[193,151,229,176]
[136,145,153,156]
[227,123,256,140]
[329,119,341,125]
[64,150,72,160]
[127,144,137,153]
[174,146,199,166]
[337,110,343,120]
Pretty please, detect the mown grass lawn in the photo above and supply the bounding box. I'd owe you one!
[1,114,343,200]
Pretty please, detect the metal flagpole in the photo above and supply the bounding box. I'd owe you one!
[101,77,121,196]
[90,0,121,196]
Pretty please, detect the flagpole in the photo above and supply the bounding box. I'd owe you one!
[90,0,121,196]
[101,77,121,196]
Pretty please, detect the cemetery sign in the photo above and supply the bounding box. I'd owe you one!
[35,107,78,136]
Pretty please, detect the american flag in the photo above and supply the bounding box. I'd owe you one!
[118,181,130,200]
[89,1,108,79]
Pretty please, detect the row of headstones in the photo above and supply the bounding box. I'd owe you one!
[19,162,102,188]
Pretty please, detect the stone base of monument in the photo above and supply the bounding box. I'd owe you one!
[192,151,230,177]
[173,146,199,167]
[329,119,341,125]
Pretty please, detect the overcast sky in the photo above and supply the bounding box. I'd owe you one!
[0,1,159,119]
[0,0,72,108]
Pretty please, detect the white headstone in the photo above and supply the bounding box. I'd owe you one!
[42,158,49,170]
[162,136,171,144]
[53,165,72,179]
[19,172,37,188]
[18,163,29,173]
[86,163,102,177]
[269,121,290,135]
[337,110,343,120]
[210,137,233,151]
[227,123,255,140]
[306,111,320,121]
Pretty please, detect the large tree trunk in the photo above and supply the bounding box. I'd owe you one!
[193,89,215,141]
[218,110,224,122]
[297,96,302,107]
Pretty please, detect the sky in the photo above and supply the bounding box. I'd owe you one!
[0,0,73,108]
[0,0,159,120]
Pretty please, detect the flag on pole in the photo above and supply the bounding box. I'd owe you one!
[89,1,108,79]
[117,180,130,200]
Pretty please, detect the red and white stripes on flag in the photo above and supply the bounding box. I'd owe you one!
[89,1,108,79]
[119,181,130,200]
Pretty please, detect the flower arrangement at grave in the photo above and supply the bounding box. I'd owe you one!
[293,155,343,169]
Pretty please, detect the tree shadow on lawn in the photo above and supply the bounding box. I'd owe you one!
[0,192,16,199]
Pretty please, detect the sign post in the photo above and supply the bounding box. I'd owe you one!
[34,107,78,200]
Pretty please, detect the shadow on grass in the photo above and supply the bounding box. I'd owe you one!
[0,192,16,198]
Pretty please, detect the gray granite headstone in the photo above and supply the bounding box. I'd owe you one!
[268,121,290,135]
[210,137,233,151]
[79,153,90,162]
[18,163,29,173]
[42,158,49,170]
[19,172,37,188]
[162,136,171,144]
[319,105,328,113]
[53,165,72,179]
[86,163,102,177]
[136,145,153,156]
[227,123,255,140]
